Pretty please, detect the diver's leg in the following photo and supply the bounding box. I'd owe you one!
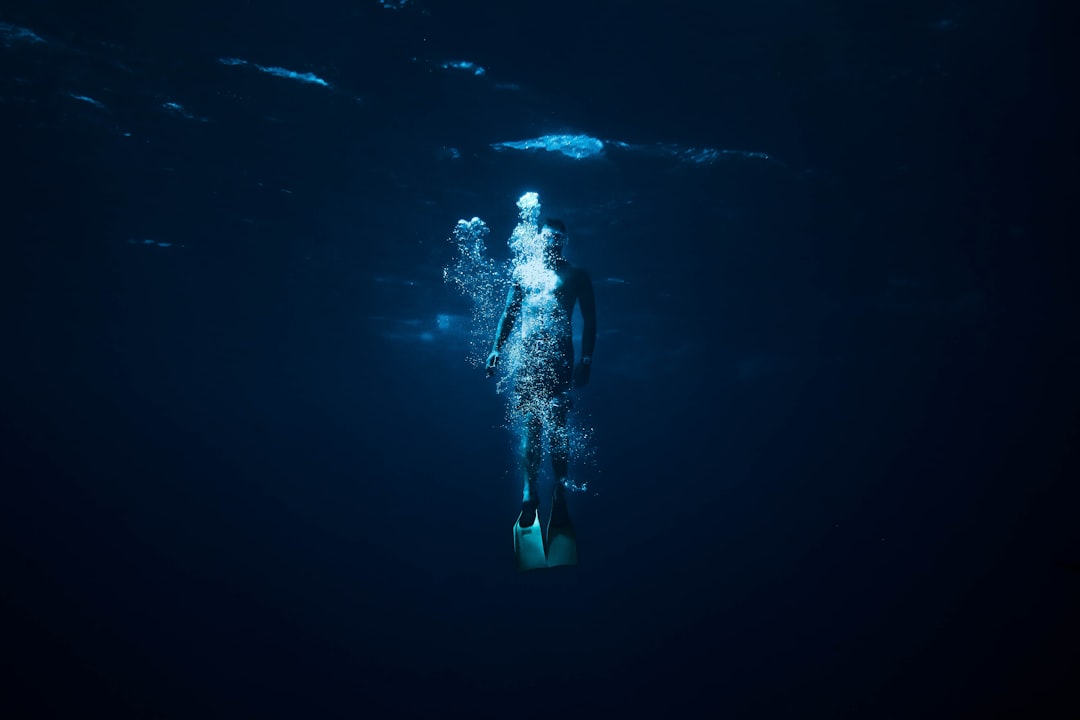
[519,413,542,524]
[550,393,571,502]
[543,391,576,566]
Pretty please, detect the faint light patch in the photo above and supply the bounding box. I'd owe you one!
[655,144,773,165]
[378,0,410,9]
[930,3,965,32]
[0,22,44,47]
[261,66,330,87]
[217,57,331,88]
[441,60,486,76]
[162,101,208,123]
[435,312,484,339]
[490,135,779,166]
[491,134,605,159]
[371,315,450,345]
[128,238,175,248]
[67,94,106,110]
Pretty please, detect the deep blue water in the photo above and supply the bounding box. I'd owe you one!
[2,1,1076,717]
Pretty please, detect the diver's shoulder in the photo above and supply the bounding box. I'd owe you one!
[561,260,589,275]
[555,260,591,285]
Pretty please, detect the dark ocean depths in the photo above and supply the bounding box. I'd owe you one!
[2,0,1076,717]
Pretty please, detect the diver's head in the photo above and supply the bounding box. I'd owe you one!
[540,218,567,262]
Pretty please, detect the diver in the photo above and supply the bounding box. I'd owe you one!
[486,218,596,569]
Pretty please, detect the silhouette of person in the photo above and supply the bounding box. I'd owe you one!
[486,219,596,527]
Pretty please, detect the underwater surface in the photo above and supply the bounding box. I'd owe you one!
[2,1,1076,717]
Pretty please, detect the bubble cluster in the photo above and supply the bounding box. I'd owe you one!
[443,217,508,368]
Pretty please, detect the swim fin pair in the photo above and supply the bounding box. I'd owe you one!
[513,500,576,571]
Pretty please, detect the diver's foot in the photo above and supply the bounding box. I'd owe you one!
[519,499,539,528]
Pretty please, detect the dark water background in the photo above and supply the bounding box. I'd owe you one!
[2,1,1076,717]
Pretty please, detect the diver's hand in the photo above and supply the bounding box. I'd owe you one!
[485,350,500,377]
[573,358,591,388]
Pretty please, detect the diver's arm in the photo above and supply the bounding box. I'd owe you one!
[493,284,522,353]
[487,284,522,373]
[573,270,596,388]
[578,270,596,361]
